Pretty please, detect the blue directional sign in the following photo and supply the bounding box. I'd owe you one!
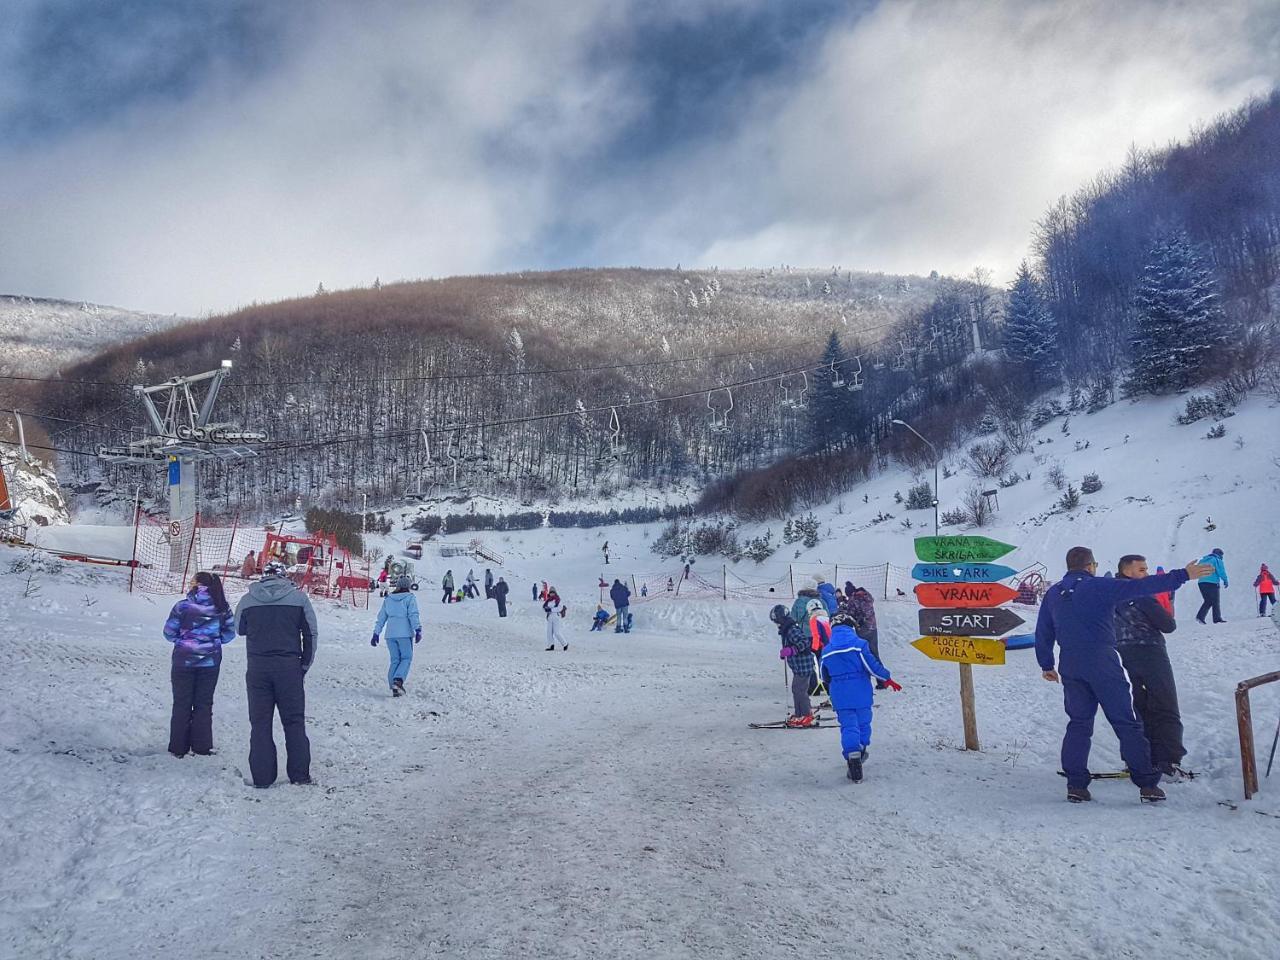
[911,562,1018,584]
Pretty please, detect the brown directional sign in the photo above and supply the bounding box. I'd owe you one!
[918,607,1026,637]
[913,582,1019,609]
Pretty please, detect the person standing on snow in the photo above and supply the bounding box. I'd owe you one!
[441,569,455,604]
[1035,546,1209,804]
[1254,563,1277,616]
[164,571,235,757]
[820,612,900,782]
[1194,548,1228,624]
[609,578,632,634]
[494,576,510,618]
[484,568,494,600]
[1114,555,1187,778]
[770,604,815,727]
[239,551,257,579]
[371,575,422,697]
[543,587,568,651]
[235,560,318,787]
[843,582,885,688]
[464,569,479,599]
[602,541,610,565]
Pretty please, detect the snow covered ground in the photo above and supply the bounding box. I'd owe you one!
[3,390,1280,959]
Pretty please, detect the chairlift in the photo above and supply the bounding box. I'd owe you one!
[780,372,809,411]
[597,407,624,462]
[891,341,910,372]
[830,359,846,389]
[846,355,864,392]
[707,388,734,434]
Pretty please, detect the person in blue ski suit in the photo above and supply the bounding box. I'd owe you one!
[164,571,235,757]
[1194,548,1228,624]
[820,613,901,780]
[1035,546,1209,801]
[371,575,422,696]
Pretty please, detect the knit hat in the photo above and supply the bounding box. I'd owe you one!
[263,560,287,577]
[395,574,412,590]
[769,604,788,624]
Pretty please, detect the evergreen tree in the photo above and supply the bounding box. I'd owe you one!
[807,331,852,450]
[1002,261,1058,387]
[1127,229,1227,394]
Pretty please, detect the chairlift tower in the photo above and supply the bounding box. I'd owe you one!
[98,361,266,570]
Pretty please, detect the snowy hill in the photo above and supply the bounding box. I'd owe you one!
[4,388,1280,959]
[0,294,185,375]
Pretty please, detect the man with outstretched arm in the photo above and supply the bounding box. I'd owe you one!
[1035,546,1211,804]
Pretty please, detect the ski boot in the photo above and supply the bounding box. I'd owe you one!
[846,754,864,783]
[562,644,569,651]
[785,714,815,728]
[1139,785,1167,803]
[1067,786,1092,803]
[545,644,555,651]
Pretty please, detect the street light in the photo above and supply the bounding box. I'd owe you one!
[891,418,939,536]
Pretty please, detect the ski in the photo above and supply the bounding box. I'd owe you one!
[1056,768,1196,781]
[748,716,837,729]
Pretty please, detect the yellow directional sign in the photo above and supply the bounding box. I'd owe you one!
[911,635,1006,666]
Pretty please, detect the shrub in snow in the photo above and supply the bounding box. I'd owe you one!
[743,529,775,563]
[793,513,820,549]
[997,472,1022,489]
[1206,423,1227,439]
[782,519,797,544]
[967,439,1011,478]
[962,485,992,527]
[905,482,934,510]
[1058,484,1081,511]
[651,521,688,558]
[1030,400,1065,428]
[941,507,970,527]
[1045,461,1067,491]
[1086,378,1113,413]
[1081,473,1102,494]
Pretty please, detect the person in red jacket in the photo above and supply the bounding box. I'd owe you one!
[1153,566,1174,617]
[1254,564,1277,616]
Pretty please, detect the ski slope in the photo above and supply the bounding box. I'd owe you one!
[3,390,1280,959]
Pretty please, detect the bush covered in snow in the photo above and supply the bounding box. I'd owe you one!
[1058,484,1081,511]
[1081,473,1103,494]
[904,482,934,510]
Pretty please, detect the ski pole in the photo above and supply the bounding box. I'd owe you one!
[1265,710,1280,778]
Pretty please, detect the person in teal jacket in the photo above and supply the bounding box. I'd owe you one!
[371,576,422,696]
[1194,548,1228,624]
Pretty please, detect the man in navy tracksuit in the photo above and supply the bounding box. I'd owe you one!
[1035,546,1210,803]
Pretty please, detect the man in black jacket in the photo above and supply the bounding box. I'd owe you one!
[494,576,510,618]
[609,578,631,634]
[1114,554,1186,776]
[235,561,318,787]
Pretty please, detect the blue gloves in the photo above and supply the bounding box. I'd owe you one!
[414,629,422,644]
[370,633,380,647]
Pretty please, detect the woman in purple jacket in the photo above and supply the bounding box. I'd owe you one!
[164,571,235,757]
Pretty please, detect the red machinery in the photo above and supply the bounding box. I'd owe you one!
[261,530,369,603]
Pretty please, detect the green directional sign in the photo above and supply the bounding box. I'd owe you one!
[914,535,1016,564]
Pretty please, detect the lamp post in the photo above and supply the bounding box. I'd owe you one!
[892,419,939,536]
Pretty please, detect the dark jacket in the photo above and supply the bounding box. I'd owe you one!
[776,614,814,676]
[234,575,318,669]
[1114,574,1176,647]
[1035,568,1188,676]
[494,579,509,601]
[609,580,631,607]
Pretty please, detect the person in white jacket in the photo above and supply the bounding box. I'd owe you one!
[543,588,568,651]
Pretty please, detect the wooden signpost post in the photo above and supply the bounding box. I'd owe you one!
[912,536,1021,751]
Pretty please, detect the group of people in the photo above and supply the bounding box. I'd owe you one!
[591,578,633,633]
[164,562,316,788]
[770,577,900,782]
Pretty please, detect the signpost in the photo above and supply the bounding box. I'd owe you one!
[911,536,1021,751]
[913,582,1019,608]
[910,562,1018,583]
[912,635,1007,666]
[914,536,1016,564]
[918,607,1026,637]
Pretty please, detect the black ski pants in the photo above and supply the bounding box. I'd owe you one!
[1196,582,1223,623]
[246,660,311,786]
[169,663,220,756]
[1118,644,1185,766]
[496,596,507,617]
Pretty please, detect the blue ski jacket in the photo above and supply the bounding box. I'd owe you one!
[819,624,891,709]
[374,591,422,640]
[1035,568,1189,677]
[816,581,839,615]
[1196,554,1228,587]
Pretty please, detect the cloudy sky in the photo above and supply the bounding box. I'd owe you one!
[1,0,1276,316]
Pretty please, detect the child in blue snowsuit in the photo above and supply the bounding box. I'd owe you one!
[371,576,422,696]
[820,613,901,781]
[590,606,610,631]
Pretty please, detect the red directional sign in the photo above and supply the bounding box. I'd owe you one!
[913,582,1019,609]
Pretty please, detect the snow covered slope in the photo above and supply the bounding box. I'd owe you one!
[2,389,1279,959]
[0,295,184,375]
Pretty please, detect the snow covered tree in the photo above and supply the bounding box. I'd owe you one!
[1002,261,1058,387]
[507,328,525,373]
[806,331,853,450]
[1126,229,1227,394]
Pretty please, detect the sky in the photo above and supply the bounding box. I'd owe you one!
[0,0,1276,317]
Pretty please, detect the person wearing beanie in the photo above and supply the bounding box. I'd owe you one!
[371,574,422,697]
[819,612,900,782]
[1253,563,1277,617]
[1194,548,1228,624]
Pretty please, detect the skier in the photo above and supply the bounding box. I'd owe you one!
[543,587,568,651]
[1035,546,1209,803]
[1194,548,1228,624]
[164,571,235,758]
[609,578,632,634]
[640,583,648,598]
[1254,563,1277,616]
[603,541,609,565]
[1114,555,1187,778]
[441,569,455,604]
[494,576,509,618]
[590,605,609,631]
[371,575,422,697]
[819,612,900,782]
[843,581,884,688]
[464,569,479,599]
[234,560,318,788]
[376,565,390,598]
[484,568,494,600]
[770,604,815,727]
